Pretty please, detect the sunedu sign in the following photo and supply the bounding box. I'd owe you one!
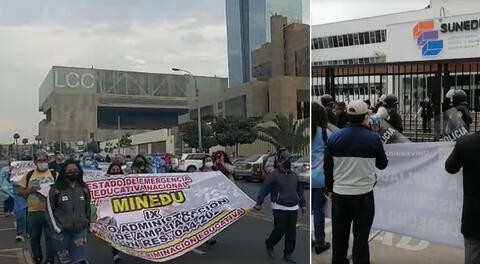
[387,12,480,62]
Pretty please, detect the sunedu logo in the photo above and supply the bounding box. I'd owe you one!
[413,20,443,56]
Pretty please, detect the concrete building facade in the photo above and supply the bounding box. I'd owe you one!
[38,66,227,145]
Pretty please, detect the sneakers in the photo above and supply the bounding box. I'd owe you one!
[314,242,331,254]
[283,255,297,263]
[15,234,25,242]
[113,254,121,263]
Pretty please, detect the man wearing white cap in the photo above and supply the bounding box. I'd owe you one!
[324,100,388,264]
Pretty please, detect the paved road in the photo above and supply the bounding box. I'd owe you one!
[0,180,310,264]
[312,219,464,264]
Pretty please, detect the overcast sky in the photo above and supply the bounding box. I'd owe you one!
[311,0,430,25]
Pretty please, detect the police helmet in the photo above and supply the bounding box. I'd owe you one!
[383,94,398,107]
[452,90,467,106]
[320,94,335,107]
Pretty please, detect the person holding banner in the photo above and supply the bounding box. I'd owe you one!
[445,133,480,264]
[324,100,388,264]
[311,102,332,255]
[46,159,91,264]
[106,163,124,262]
[18,150,56,264]
[255,149,306,264]
[130,154,152,174]
[213,151,234,181]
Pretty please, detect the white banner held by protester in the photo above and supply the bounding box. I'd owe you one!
[374,142,464,248]
[85,171,255,262]
[10,161,35,183]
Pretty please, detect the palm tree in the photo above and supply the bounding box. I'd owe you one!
[257,113,309,154]
[13,133,20,145]
[22,138,29,145]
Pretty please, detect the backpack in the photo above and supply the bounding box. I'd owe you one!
[25,169,57,187]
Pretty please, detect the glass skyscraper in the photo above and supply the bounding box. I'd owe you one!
[226,0,302,87]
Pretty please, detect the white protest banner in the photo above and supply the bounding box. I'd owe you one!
[10,161,35,183]
[373,142,464,248]
[85,171,255,262]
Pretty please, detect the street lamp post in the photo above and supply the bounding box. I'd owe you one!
[172,68,202,152]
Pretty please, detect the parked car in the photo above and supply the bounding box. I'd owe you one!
[177,153,211,172]
[292,156,310,184]
[231,157,245,180]
[235,154,269,182]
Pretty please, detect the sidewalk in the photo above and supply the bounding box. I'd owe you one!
[0,212,29,264]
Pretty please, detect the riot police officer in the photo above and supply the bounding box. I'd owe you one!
[382,94,403,133]
[446,89,472,130]
[320,94,337,126]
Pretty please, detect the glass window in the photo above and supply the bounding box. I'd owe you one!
[353,33,360,45]
[323,38,329,49]
[338,36,344,47]
[348,34,354,45]
[381,30,386,42]
[364,32,370,44]
[333,36,338,47]
[319,38,324,49]
[328,36,334,47]
[370,31,376,43]
[343,35,349,46]
[359,32,365,44]
[375,30,382,43]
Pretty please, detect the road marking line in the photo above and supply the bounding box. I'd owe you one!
[0,248,23,252]
[192,249,206,255]
[24,250,32,264]
[0,228,16,232]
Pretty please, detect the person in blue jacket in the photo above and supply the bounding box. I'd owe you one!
[311,102,332,254]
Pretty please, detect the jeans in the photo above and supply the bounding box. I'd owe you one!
[266,210,298,257]
[51,229,88,264]
[15,208,27,235]
[312,188,327,247]
[28,211,54,261]
[465,237,480,264]
[332,191,375,264]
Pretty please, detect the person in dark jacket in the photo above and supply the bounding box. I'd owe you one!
[383,94,403,133]
[452,90,472,131]
[325,100,388,264]
[445,133,480,264]
[48,152,65,174]
[255,149,306,264]
[46,159,91,264]
[130,154,152,174]
[334,102,348,129]
[321,94,337,126]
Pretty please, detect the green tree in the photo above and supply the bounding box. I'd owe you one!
[118,133,132,148]
[257,113,309,154]
[103,142,117,155]
[212,117,259,156]
[182,122,215,152]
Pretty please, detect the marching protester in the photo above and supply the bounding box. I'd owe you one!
[46,159,91,264]
[445,132,480,264]
[199,156,214,172]
[130,154,152,174]
[106,162,124,262]
[324,100,388,264]
[311,102,331,254]
[18,150,56,264]
[0,164,14,217]
[1,161,28,241]
[49,151,65,174]
[213,151,234,181]
[255,149,306,264]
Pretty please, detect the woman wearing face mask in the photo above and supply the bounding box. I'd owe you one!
[46,159,91,264]
[130,154,152,174]
[106,163,124,262]
[199,156,214,172]
[213,151,234,181]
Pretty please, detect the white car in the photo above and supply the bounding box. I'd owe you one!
[177,153,211,172]
[292,156,310,184]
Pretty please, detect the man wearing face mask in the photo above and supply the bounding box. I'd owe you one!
[255,149,306,264]
[18,150,56,264]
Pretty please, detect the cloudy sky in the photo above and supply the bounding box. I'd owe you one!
[311,0,430,25]
[0,0,231,144]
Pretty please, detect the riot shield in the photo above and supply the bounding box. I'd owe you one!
[434,107,469,142]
